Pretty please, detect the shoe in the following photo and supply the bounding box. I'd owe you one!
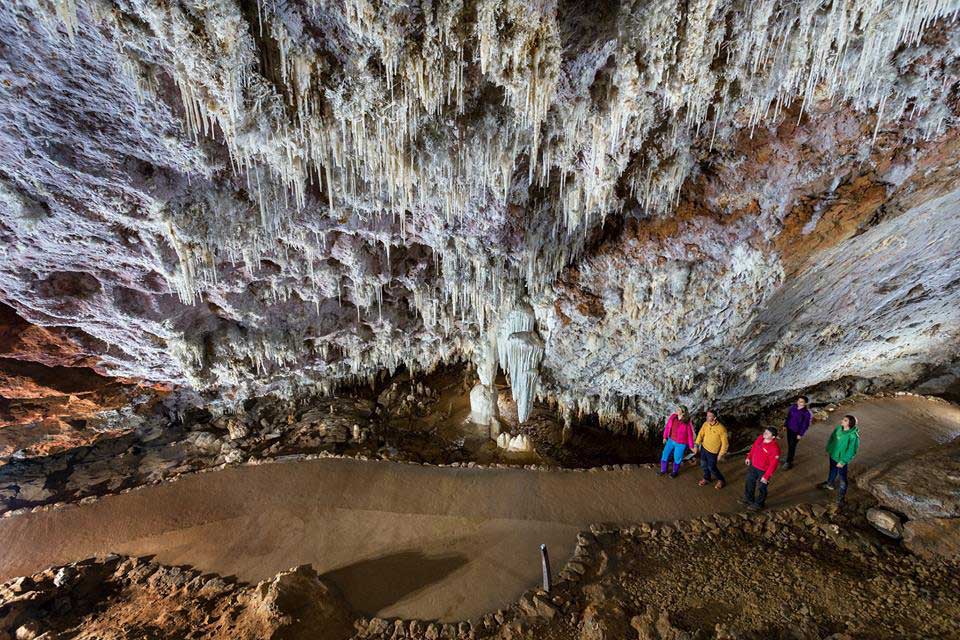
[746,502,762,511]
[737,497,750,505]
[819,482,835,491]
[698,479,709,487]
[714,480,725,490]
[670,471,679,479]
[783,462,793,470]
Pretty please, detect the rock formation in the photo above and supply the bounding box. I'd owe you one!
[860,428,960,559]
[0,0,958,429]
[0,556,355,640]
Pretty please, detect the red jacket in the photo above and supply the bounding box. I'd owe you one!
[747,435,781,480]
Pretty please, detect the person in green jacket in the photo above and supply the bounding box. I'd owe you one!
[819,414,860,504]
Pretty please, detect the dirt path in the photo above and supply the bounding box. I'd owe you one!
[1,396,958,621]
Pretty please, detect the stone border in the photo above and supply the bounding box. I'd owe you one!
[2,391,950,523]
[0,449,656,520]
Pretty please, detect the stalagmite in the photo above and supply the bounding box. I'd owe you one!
[468,383,499,429]
[468,331,500,429]
[496,432,534,453]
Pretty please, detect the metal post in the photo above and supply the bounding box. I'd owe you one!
[540,544,552,592]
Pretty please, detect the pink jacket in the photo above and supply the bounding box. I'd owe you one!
[663,413,695,449]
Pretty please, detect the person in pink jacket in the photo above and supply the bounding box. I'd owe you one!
[659,405,696,478]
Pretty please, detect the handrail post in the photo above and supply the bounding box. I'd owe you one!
[540,544,552,592]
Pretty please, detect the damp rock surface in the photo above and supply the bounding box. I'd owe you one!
[0,2,957,428]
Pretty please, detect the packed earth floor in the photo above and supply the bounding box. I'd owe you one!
[1,395,959,639]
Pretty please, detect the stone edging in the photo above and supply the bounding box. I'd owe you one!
[1,391,947,522]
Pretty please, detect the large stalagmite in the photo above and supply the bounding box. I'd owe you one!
[0,0,957,427]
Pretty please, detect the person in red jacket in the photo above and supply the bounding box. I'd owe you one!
[741,427,781,511]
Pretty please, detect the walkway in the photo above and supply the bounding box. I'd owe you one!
[1,396,957,621]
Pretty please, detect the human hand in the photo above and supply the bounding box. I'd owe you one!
[797,435,802,440]
[837,462,845,468]
[718,454,725,461]
[744,458,750,466]
[662,438,667,444]
[760,477,768,484]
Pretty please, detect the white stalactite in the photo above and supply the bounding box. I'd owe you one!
[503,331,545,424]
[16,0,960,411]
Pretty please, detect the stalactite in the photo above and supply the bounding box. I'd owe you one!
[27,0,960,399]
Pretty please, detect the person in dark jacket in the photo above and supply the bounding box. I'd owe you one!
[783,395,813,469]
[819,414,861,505]
[741,427,781,511]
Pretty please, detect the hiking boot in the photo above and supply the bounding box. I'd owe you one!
[819,482,835,491]
[714,480,725,490]
[670,471,679,479]
[783,462,793,470]
[737,497,750,505]
[746,502,762,511]
[698,479,709,487]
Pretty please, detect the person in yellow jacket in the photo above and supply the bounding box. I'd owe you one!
[693,408,729,489]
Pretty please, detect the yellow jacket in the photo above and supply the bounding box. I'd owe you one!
[695,421,729,456]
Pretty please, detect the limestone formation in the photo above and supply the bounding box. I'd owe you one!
[468,382,499,428]
[0,0,957,429]
[496,431,533,453]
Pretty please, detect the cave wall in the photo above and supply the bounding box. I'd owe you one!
[0,0,958,424]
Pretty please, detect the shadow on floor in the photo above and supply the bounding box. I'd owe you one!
[323,549,469,615]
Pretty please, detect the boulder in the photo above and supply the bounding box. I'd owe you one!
[866,508,903,539]
[224,417,250,440]
[235,565,354,640]
[630,607,692,640]
[580,601,631,640]
[858,437,960,520]
[519,593,557,621]
[902,518,960,560]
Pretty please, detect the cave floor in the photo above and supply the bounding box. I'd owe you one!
[0,396,958,622]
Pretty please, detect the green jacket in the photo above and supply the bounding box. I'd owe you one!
[826,425,860,465]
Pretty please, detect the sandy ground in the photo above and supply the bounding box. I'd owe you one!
[0,396,958,622]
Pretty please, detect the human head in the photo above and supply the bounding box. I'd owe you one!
[797,395,808,408]
[763,427,778,441]
[676,404,688,419]
[706,408,718,423]
[842,414,857,429]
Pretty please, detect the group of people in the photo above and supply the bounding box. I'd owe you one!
[658,396,862,510]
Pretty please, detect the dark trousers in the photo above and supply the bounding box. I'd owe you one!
[827,457,849,500]
[786,429,800,464]
[700,449,726,483]
[744,465,768,507]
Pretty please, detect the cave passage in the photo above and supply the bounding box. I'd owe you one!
[1,395,957,622]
